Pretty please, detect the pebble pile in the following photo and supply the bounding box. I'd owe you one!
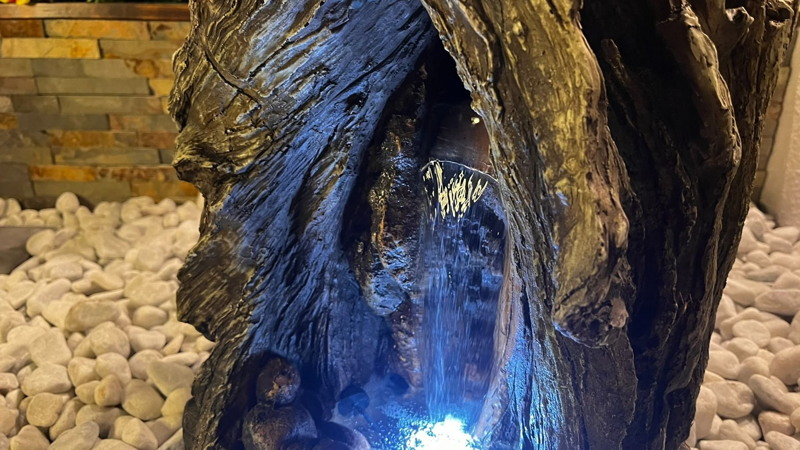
[690,204,800,450]
[0,193,210,450]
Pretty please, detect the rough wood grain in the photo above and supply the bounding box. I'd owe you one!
[171,0,798,447]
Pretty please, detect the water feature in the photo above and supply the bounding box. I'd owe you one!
[416,104,506,432]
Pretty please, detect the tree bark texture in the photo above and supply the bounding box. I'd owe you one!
[169,0,798,448]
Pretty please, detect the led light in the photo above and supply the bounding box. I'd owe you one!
[406,416,478,450]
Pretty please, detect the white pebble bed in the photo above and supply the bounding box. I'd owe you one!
[0,193,212,450]
[689,204,800,450]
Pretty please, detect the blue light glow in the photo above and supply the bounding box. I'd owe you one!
[405,416,479,450]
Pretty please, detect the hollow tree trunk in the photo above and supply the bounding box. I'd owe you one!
[169,0,798,448]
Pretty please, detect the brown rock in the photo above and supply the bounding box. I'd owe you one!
[1,38,100,59]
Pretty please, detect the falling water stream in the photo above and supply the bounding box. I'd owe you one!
[417,103,507,433]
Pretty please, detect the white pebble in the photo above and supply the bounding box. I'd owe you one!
[30,328,72,366]
[90,326,130,358]
[765,431,800,450]
[10,424,49,450]
[749,375,800,414]
[696,386,719,438]
[759,411,796,436]
[21,363,71,396]
[95,375,123,407]
[75,404,121,437]
[122,417,158,450]
[96,353,132,385]
[26,392,64,427]
[147,361,193,396]
[705,381,755,419]
[55,192,80,214]
[132,306,168,329]
[122,380,164,421]
[770,346,800,385]
[129,350,163,380]
[50,420,99,450]
[733,320,771,348]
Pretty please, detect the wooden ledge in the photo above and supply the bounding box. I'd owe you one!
[0,3,189,21]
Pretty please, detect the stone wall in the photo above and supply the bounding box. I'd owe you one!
[0,7,195,205]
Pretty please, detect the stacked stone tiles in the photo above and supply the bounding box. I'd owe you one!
[0,15,197,204]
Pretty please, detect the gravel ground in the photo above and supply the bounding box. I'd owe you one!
[0,193,210,450]
[691,204,800,450]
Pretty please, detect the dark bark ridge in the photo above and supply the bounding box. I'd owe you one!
[170,0,798,448]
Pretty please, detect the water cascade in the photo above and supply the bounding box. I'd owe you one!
[417,104,507,431]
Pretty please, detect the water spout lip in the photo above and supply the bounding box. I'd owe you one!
[420,159,499,184]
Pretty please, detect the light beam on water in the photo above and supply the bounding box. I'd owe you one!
[418,159,506,429]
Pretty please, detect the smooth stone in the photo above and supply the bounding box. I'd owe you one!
[775,272,800,290]
[94,354,131,387]
[156,428,183,450]
[122,417,158,450]
[132,306,168,329]
[26,229,56,256]
[91,271,125,291]
[0,407,18,435]
[696,386,718,439]
[736,416,762,440]
[708,350,740,379]
[135,247,168,273]
[146,414,180,445]
[128,350,163,380]
[765,320,791,338]
[75,404,122,438]
[65,301,122,334]
[773,227,800,244]
[42,300,73,328]
[161,387,191,417]
[94,439,138,450]
[26,392,64,427]
[26,278,71,317]
[69,357,99,386]
[9,425,48,450]
[732,320,771,348]
[755,290,800,316]
[111,415,136,440]
[30,328,72,366]
[758,349,776,365]
[161,333,183,356]
[772,254,800,270]
[764,431,800,450]
[161,352,199,366]
[76,381,100,404]
[130,331,167,353]
[699,441,749,450]
[769,337,795,354]
[770,346,800,385]
[716,419,756,449]
[725,338,760,361]
[147,361,194,396]
[95,375,124,407]
[747,251,772,268]
[21,363,71,396]
[6,325,45,349]
[766,235,794,254]
[123,380,164,421]
[749,375,800,414]
[738,357,770,384]
[759,411,795,436]
[705,381,755,419]
[48,261,83,281]
[56,192,80,214]
[747,266,789,283]
[127,281,173,309]
[50,420,99,450]
[90,326,130,357]
[50,398,83,440]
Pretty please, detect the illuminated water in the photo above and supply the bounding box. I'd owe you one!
[418,159,506,429]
